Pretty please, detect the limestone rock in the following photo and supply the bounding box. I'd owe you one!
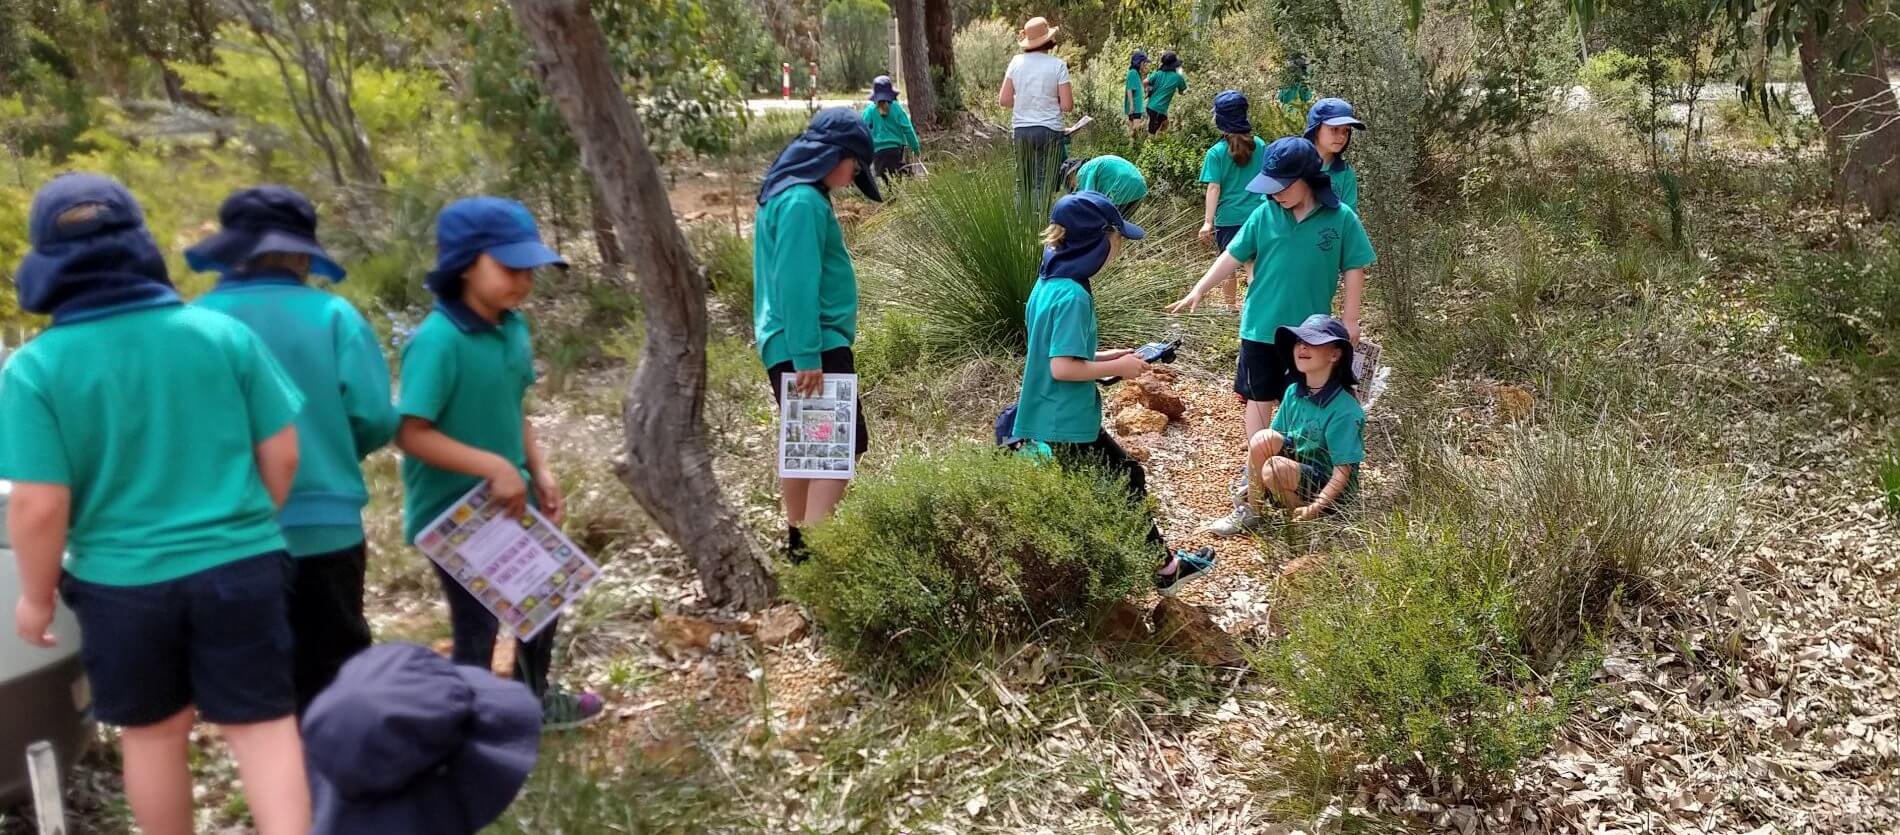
[653,613,723,658]
[1107,382,1145,412]
[755,605,810,647]
[1113,405,1169,436]
[1094,599,1152,642]
[1132,375,1186,418]
[1121,437,1152,463]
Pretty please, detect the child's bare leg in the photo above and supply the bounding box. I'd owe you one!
[1243,399,1279,441]
[120,707,196,835]
[802,477,850,524]
[220,716,311,835]
[1245,430,1286,505]
[780,477,811,527]
[1265,457,1304,509]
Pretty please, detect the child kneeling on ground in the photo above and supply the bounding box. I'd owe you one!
[1012,190,1216,593]
[1215,314,1365,534]
[4,173,312,834]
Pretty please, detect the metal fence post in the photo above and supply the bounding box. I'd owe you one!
[27,740,67,835]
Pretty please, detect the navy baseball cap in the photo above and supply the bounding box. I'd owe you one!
[1304,97,1367,137]
[1246,137,1339,208]
[15,172,176,321]
[1050,190,1145,241]
[425,196,567,296]
[1274,313,1357,386]
[186,186,345,280]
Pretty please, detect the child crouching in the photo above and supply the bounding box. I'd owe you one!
[1224,314,1365,529]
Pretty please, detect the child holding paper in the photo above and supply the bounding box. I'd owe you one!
[395,195,602,730]
[753,108,883,563]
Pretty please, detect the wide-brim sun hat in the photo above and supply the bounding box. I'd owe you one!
[185,185,345,280]
[1019,16,1058,49]
[870,75,898,103]
[757,107,884,205]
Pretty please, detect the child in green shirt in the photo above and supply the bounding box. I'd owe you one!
[1198,90,1266,311]
[1060,154,1150,216]
[4,173,311,834]
[396,196,602,730]
[1124,50,1150,140]
[1014,191,1216,594]
[863,75,921,184]
[1214,314,1366,534]
[1306,97,1368,210]
[189,185,399,712]
[1142,51,1187,135]
[754,108,883,563]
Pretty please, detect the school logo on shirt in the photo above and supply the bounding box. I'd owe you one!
[1317,227,1339,252]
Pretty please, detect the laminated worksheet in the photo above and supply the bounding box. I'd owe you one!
[415,484,601,641]
[778,373,857,480]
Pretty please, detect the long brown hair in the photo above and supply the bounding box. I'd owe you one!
[1224,132,1255,166]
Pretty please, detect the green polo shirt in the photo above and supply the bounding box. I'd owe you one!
[1123,69,1145,116]
[862,102,921,154]
[1074,156,1149,208]
[1012,277,1101,444]
[1200,138,1268,227]
[398,306,535,544]
[1226,200,1376,344]
[0,304,303,586]
[754,184,856,371]
[1146,70,1187,114]
[1329,163,1359,210]
[1269,382,1365,493]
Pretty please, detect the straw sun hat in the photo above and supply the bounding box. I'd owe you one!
[1019,16,1058,49]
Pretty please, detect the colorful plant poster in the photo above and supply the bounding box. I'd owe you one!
[778,373,857,480]
[415,483,602,641]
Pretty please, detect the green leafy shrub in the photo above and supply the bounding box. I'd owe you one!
[858,159,1225,365]
[1775,236,1900,369]
[854,310,927,389]
[954,19,1019,117]
[689,224,754,328]
[786,445,1157,679]
[1263,521,1580,792]
[1883,441,1900,518]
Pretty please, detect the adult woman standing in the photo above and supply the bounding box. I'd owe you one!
[998,16,1072,216]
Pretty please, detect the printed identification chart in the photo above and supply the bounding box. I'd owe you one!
[778,373,857,480]
[416,484,601,641]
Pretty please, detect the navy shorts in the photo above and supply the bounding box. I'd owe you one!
[60,553,296,727]
[767,346,871,457]
[1146,109,1169,134]
[1234,338,1292,402]
[1214,224,1242,251]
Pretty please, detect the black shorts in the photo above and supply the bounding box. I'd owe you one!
[1146,109,1169,134]
[60,553,296,727]
[873,147,908,181]
[1234,338,1292,402]
[1279,450,1334,503]
[767,346,870,458]
[1214,224,1242,251]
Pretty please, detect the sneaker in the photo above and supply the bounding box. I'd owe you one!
[1230,467,1250,503]
[1208,505,1269,538]
[541,689,605,732]
[1155,547,1217,595]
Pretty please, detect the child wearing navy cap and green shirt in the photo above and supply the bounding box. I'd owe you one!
[863,75,921,184]
[1306,97,1368,210]
[395,195,602,730]
[1228,314,1366,529]
[1198,90,1266,312]
[3,173,312,834]
[754,108,883,563]
[189,185,399,712]
[1168,137,1374,532]
[1142,51,1187,135]
[1124,50,1149,140]
[1015,191,1216,593]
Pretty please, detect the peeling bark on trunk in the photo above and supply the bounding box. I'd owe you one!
[892,0,937,128]
[922,0,959,122]
[509,0,777,610]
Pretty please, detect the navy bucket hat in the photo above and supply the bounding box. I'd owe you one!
[1304,97,1367,167]
[758,107,883,205]
[870,75,898,103]
[15,172,178,324]
[186,185,345,281]
[1274,313,1357,387]
[1129,50,1150,70]
[424,196,567,300]
[1158,51,1180,71]
[1246,137,1339,209]
[1213,90,1252,135]
[1040,191,1143,290]
[303,643,541,835]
